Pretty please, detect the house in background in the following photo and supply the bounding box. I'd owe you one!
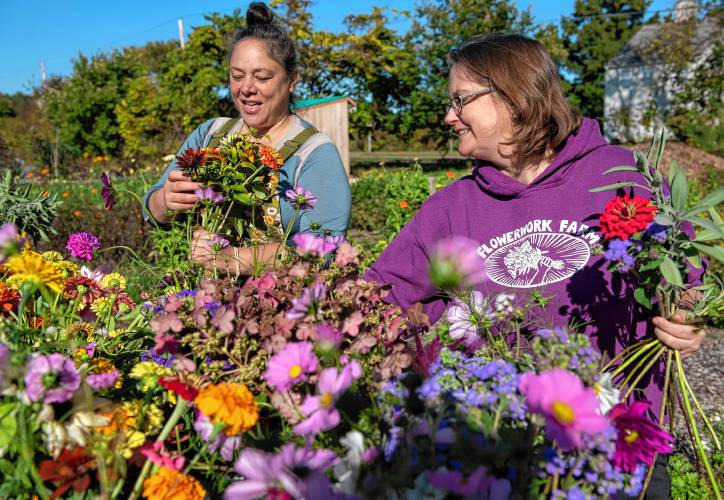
[603,1,719,143]
[292,95,356,175]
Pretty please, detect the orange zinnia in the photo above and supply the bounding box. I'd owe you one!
[142,467,205,500]
[195,383,258,435]
[399,201,409,208]
[41,168,50,175]
[26,172,34,179]
[73,210,82,218]
[446,171,455,178]
[63,192,70,197]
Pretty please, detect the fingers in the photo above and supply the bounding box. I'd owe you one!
[653,315,706,358]
[163,173,200,211]
[164,192,198,211]
[167,169,194,182]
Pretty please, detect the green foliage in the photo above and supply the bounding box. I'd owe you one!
[0,171,61,242]
[562,0,651,122]
[669,417,724,498]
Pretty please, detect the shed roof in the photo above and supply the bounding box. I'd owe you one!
[291,95,355,111]
[607,16,720,69]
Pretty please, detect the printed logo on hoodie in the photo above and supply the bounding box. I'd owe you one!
[477,219,600,289]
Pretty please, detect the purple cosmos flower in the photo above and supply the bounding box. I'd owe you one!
[263,341,319,391]
[210,235,230,251]
[100,172,115,211]
[66,232,101,261]
[604,239,636,271]
[276,443,338,473]
[447,290,491,346]
[285,185,317,211]
[225,448,296,499]
[294,361,361,436]
[429,237,488,290]
[195,187,225,204]
[286,283,326,320]
[427,466,511,499]
[24,353,81,403]
[316,323,343,350]
[609,401,674,472]
[195,411,242,462]
[519,369,609,451]
[86,370,119,390]
[292,233,336,258]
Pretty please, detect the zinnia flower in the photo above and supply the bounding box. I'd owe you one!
[294,362,361,436]
[139,441,185,471]
[101,272,126,290]
[264,341,319,391]
[285,185,317,210]
[66,232,101,261]
[519,368,609,451]
[259,146,283,170]
[159,376,199,401]
[6,251,64,294]
[0,282,20,315]
[63,276,104,313]
[38,447,96,499]
[599,195,656,240]
[609,401,674,472]
[195,383,259,435]
[100,172,115,211]
[25,353,81,404]
[175,148,209,174]
[429,237,487,290]
[142,466,205,500]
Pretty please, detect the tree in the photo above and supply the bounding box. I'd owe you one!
[562,0,650,123]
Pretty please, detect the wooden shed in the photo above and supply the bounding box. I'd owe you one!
[292,95,355,175]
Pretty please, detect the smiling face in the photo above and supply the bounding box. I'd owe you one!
[444,65,515,164]
[229,39,298,134]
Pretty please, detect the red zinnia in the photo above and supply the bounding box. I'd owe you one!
[159,377,199,402]
[609,401,674,472]
[599,195,656,240]
[63,276,104,313]
[0,283,20,315]
[38,447,97,499]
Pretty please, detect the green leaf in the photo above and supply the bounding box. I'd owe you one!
[588,182,640,193]
[692,242,724,264]
[654,129,666,171]
[603,166,640,175]
[233,193,254,205]
[660,256,684,287]
[685,216,724,237]
[695,230,722,242]
[639,258,664,272]
[708,207,723,225]
[634,287,652,309]
[654,214,674,226]
[0,403,17,449]
[684,245,702,269]
[670,165,689,212]
[668,158,678,186]
[684,187,724,216]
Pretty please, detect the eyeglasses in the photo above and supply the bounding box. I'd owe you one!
[446,87,495,115]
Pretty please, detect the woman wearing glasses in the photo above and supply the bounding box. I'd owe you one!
[366,33,703,498]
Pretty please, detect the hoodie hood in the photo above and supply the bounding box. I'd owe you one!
[472,118,608,198]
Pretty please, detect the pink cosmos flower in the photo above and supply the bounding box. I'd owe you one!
[24,353,81,403]
[427,466,511,499]
[519,368,609,451]
[294,361,361,436]
[292,233,336,258]
[447,290,491,347]
[609,401,675,472]
[285,185,317,210]
[316,323,343,350]
[66,232,101,261]
[429,237,487,290]
[263,341,319,392]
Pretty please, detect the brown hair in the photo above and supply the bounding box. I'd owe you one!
[447,33,581,163]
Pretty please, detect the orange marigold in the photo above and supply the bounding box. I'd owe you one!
[399,201,409,209]
[195,383,258,435]
[142,467,205,500]
[446,171,455,178]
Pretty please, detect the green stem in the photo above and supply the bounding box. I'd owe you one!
[623,345,666,401]
[675,352,722,499]
[680,366,722,450]
[619,343,664,396]
[609,339,659,378]
[128,399,188,500]
[18,405,50,499]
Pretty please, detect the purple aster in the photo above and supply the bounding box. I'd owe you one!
[100,172,116,211]
[140,348,174,368]
[195,411,242,462]
[285,185,317,211]
[644,222,670,243]
[294,362,361,436]
[210,235,230,251]
[225,448,297,499]
[24,353,81,403]
[286,282,326,320]
[195,186,224,204]
[66,232,101,261]
[292,233,336,258]
[263,341,319,391]
[429,237,488,290]
[86,370,119,390]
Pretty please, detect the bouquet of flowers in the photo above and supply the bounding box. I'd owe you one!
[591,131,723,496]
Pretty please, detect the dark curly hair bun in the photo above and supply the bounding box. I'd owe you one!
[246,2,274,26]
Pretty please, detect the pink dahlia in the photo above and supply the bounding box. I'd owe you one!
[66,232,101,261]
[263,341,318,392]
[519,368,609,451]
[609,401,674,472]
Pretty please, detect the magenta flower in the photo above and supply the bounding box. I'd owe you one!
[225,448,297,500]
[519,368,609,451]
[139,441,185,471]
[285,185,317,211]
[292,233,336,258]
[195,186,225,204]
[286,282,326,320]
[427,466,511,498]
[24,353,81,403]
[0,223,21,263]
[86,370,119,391]
[66,232,101,261]
[294,361,361,436]
[100,172,116,211]
[263,341,319,392]
[609,401,674,472]
[210,235,230,251]
[429,237,487,290]
[195,411,242,462]
[316,323,343,350]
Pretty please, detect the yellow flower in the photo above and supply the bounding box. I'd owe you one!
[130,362,173,392]
[143,466,205,500]
[195,383,258,435]
[109,328,127,338]
[5,251,64,293]
[90,357,123,389]
[55,260,79,278]
[65,321,96,340]
[123,430,147,458]
[41,251,64,263]
[101,272,127,290]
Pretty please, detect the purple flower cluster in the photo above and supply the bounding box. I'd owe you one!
[210,235,230,251]
[140,348,174,368]
[644,222,670,243]
[603,239,636,272]
[66,232,101,261]
[531,328,601,385]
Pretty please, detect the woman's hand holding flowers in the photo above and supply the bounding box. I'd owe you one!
[162,170,201,212]
[653,311,706,360]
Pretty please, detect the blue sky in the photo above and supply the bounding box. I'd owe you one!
[0,0,674,94]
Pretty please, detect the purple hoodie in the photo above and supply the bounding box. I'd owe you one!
[366,118,667,416]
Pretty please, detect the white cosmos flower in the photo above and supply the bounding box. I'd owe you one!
[595,372,620,415]
[334,430,365,494]
[447,290,490,346]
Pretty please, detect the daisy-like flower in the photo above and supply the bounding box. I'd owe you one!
[101,272,126,290]
[66,232,101,262]
[292,233,336,259]
[130,361,172,392]
[594,372,620,415]
[519,368,609,451]
[285,185,318,211]
[195,383,259,436]
[142,466,205,500]
[599,195,657,240]
[100,172,116,211]
[25,353,81,404]
[610,401,674,472]
[429,237,487,291]
[194,187,225,204]
[447,290,491,346]
[6,250,64,293]
[38,447,97,499]
[287,283,326,320]
[264,341,319,391]
[63,276,104,313]
[175,148,210,174]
